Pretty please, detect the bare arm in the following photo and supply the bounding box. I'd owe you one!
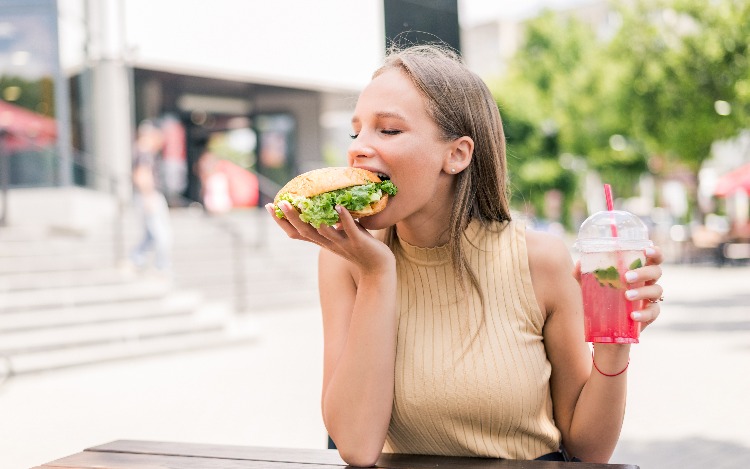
[319,248,397,466]
[527,232,663,462]
[267,203,397,467]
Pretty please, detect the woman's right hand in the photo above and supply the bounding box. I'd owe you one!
[265,201,395,275]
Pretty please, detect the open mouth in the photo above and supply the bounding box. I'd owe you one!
[376,172,391,181]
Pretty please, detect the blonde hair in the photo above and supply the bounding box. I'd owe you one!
[376,44,512,292]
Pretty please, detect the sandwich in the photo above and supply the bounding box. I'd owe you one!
[273,167,397,228]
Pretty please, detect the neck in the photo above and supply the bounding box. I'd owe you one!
[395,204,453,248]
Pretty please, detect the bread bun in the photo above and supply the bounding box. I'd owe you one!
[349,193,389,218]
[274,167,381,203]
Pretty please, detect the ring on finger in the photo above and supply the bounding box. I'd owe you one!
[647,296,664,304]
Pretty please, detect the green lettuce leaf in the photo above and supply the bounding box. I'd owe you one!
[275,180,397,228]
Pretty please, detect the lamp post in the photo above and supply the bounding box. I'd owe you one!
[0,128,8,227]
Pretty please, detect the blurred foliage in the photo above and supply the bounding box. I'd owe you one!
[612,0,750,173]
[490,0,750,226]
[0,75,56,117]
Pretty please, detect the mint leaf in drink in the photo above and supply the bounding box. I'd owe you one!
[629,258,643,270]
[594,266,621,289]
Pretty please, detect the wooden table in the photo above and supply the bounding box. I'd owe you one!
[34,439,639,468]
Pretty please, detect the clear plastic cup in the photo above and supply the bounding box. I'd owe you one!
[574,210,653,344]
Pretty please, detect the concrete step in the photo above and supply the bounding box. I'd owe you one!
[172,256,317,281]
[0,278,172,313]
[0,205,319,378]
[6,313,259,375]
[0,301,230,355]
[0,292,200,333]
[0,268,131,292]
[195,285,319,312]
[243,290,319,312]
[0,254,116,275]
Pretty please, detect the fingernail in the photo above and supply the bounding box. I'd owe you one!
[625,271,638,282]
[631,311,642,320]
[645,247,655,256]
[335,205,342,213]
[625,289,638,300]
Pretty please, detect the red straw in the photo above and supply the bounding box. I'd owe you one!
[604,184,618,237]
[604,183,634,327]
[604,184,614,211]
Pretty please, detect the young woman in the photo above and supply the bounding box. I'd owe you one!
[266,44,664,466]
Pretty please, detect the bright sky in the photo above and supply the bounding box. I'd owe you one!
[459,0,596,25]
[56,0,600,92]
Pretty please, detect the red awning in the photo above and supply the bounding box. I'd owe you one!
[0,100,57,151]
[714,163,750,197]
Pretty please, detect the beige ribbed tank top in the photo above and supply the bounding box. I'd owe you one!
[384,220,561,460]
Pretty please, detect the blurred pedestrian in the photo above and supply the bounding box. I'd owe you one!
[129,120,172,275]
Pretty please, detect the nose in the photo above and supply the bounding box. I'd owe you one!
[347,135,376,164]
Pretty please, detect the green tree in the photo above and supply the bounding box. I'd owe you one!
[609,0,750,217]
[493,11,628,226]
[492,0,750,224]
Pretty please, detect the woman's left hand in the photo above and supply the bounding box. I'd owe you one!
[574,246,664,331]
[624,246,664,331]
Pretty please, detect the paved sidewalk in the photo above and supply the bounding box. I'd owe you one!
[611,264,750,468]
[2,264,748,469]
[0,309,327,469]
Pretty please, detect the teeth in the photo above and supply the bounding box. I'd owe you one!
[377,173,390,179]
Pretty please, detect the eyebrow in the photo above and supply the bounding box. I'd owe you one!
[351,111,408,125]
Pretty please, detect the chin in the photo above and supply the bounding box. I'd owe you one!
[358,212,391,231]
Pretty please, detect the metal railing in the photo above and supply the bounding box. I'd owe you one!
[205,169,282,314]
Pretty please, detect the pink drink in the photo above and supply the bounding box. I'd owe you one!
[580,250,645,343]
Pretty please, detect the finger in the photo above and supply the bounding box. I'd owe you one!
[317,222,347,243]
[631,301,661,324]
[265,202,276,217]
[645,246,663,266]
[335,205,369,238]
[625,264,662,285]
[625,283,664,303]
[265,203,306,240]
[275,201,328,244]
[572,260,582,282]
[276,201,309,230]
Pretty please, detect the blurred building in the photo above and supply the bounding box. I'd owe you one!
[461,0,617,78]
[0,0,387,231]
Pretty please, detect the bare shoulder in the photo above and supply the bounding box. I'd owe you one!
[524,229,577,317]
[525,229,574,275]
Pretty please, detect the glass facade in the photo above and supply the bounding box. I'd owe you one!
[0,0,68,187]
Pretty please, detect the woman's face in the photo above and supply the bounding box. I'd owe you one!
[348,69,457,235]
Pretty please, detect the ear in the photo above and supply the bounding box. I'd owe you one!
[443,136,474,174]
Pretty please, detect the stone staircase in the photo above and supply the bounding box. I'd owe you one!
[0,206,319,377]
[167,207,320,312]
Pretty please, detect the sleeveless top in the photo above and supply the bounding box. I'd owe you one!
[384,220,561,460]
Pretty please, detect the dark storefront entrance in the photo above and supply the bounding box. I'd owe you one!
[132,68,320,208]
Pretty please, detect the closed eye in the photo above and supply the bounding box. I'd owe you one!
[381,129,401,136]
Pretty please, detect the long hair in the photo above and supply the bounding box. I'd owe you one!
[376,44,512,294]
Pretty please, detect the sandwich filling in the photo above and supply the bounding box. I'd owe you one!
[275,180,397,228]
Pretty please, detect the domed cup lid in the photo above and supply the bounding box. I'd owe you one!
[574,210,653,252]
